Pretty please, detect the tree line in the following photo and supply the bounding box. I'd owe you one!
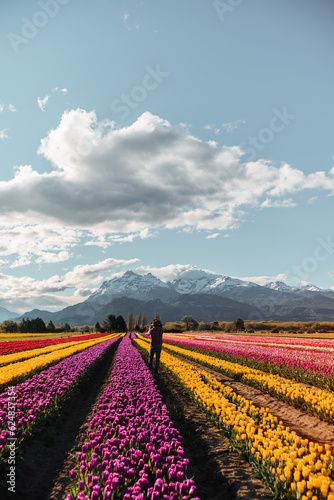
[0,310,160,334]
[0,318,71,334]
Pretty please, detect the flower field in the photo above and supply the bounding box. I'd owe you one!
[0,332,114,356]
[1,330,334,499]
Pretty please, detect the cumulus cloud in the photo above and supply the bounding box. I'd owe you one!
[0,225,81,267]
[0,257,139,313]
[0,109,333,259]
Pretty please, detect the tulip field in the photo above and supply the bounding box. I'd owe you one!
[0,331,334,499]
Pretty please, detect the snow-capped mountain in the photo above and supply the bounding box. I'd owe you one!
[171,274,260,295]
[263,281,293,292]
[87,270,174,304]
[294,281,324,292]
[15,268,334,326]
[86,269,330,303]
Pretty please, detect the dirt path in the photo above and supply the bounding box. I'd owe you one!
[166,348,334,452]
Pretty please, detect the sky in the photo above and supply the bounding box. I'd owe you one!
[1,0,334,314]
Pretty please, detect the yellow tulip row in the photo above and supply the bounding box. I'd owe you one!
[0,333,121,388]
[162,341,334,423]
[134,338,334,500]
[0,337,112,367]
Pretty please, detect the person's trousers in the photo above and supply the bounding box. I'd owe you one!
[148,346,162,373]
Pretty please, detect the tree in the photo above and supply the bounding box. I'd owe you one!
[102,314,117,332]
[135,313,142,330]
[2,320,19,333]
[127,311,135,331]
[181,316,198,331]
[47,320,55,332]
[19,317,47,333]
[141,312,147,330]
[102,314,127,332]
[116,315,127,332]
[94,322,101,332]
[232,317,245,332]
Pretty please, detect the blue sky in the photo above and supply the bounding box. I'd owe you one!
[1,0,334,313]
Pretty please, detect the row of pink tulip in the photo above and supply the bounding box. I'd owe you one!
[0,336,121,464]
[65,334,200,500]
[163,336,334,390]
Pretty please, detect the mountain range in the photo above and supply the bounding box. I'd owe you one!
[6,269,334,326]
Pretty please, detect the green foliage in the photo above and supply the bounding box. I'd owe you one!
[163,321,185,333]
[20,317,47,333]
[1,320,19,333]
[47,320,56,333]
[181,315,199,331]
[101,314,127,332]
[127,311,135,331]
[232,318,245,331]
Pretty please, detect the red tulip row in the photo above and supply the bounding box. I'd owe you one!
[0,333,111,356]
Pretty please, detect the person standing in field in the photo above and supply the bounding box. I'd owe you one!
[148,319,163,374]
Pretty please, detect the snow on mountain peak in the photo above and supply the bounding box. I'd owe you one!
[297,281,322,292]
[86,266,328,305]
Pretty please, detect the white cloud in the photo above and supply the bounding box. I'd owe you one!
[122,11,141,31]
[0,129,9,140]
[307,196,318,205]
[37,88,68,111]
[0,225,81,267]
[0,102,17,113]
[0,109,333,262]
[36,251,71,264]
[0,257,139,313]
[206,233,220,239]
[37,95,50,112]
[241,273,288,286]
[52,87,68,94]
[261,198,297,208]
[132,264,217,282]
[221,119,246,133]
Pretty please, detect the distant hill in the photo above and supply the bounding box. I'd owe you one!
[0,306,19,323]
[14,269,334,326]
